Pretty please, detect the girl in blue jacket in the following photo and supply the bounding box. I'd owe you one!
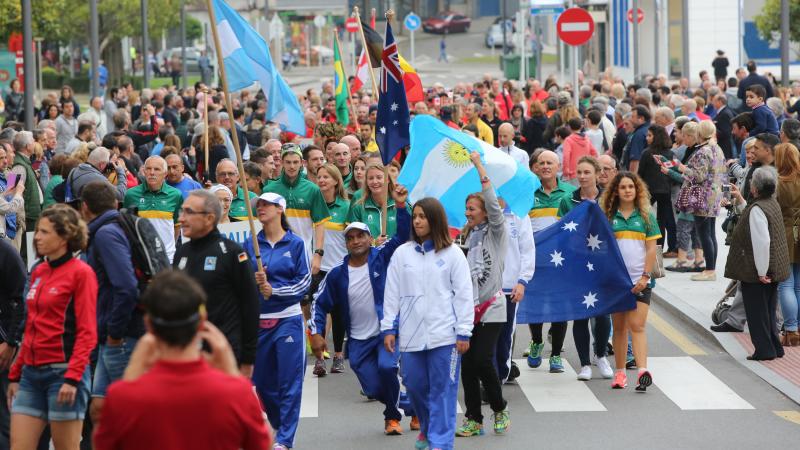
[244,192,310,450]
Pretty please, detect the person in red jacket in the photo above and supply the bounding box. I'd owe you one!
[7,204,98,449]
[561,117,599,184]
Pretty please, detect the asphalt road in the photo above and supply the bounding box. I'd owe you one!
[291,302,799,449]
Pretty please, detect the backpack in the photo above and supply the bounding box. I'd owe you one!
[245,125,265,148]
[115,209,171,292]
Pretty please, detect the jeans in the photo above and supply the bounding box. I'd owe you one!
[694,216,717,269]
[13,365,91,421]
[676,218,700,253]
[778,263,800,332]
[92,339,137,397]
[651,193,677,252]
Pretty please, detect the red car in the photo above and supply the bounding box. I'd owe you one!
[422,12,471,34]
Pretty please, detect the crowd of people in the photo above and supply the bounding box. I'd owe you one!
[0,54,800,450]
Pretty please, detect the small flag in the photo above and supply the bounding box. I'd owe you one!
[238,252,248,263]
[375,21,410,165]
[333,34,350,126]
[352,48,371,93]
[398,55,424,104]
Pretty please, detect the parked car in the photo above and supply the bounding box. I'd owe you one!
[157,48,203,73]
[485,19,516,48]
[422,12,471,34]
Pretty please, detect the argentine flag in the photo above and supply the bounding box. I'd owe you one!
[398,115,540,228]
[212,0,304,134]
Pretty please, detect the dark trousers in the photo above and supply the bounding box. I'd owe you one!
[573,315,611,367]
[741,281,784,359]
[462,322,506,423]
[528,322,567,355]
[651,192,677,252]
[694,216,717,270]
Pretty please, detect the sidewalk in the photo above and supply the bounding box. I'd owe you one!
[652,219,800,405]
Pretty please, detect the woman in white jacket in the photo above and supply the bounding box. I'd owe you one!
[382,197,473,450]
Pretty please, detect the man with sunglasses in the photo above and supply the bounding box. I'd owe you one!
[172,188,259,378]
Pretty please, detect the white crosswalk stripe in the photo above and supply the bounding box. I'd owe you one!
[299,365,318,418]
[647,357,754,410]
[513,358,606,411]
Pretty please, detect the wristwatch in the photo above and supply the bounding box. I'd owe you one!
[641,272,652,279]
[314,248,325,257]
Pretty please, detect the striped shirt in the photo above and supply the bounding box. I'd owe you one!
[528,180,576,232]
[611,208,661,283]
[123,182,183,261]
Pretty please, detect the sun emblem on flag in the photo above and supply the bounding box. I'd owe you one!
[442,140,471,168]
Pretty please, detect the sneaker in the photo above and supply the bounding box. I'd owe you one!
[611,371,627,389]
[522,340,532,357]
[493,409,510,434]
[549,355,564,373]
[455,419,484,437]
[384,419,403,435]
[273,444,288,450]
[415,433,429,450]
[507,361,520,382]
[331,355,345,373]
[313,358,327,377]
[410,416,420,431]
[526,342,544,368]
[635,370,653,392]
[596,356,614,379]
[577,365,592,381]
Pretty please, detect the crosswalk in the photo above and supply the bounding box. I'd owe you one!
[299,356,754,418]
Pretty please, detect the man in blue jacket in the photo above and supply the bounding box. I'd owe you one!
[310,185,410,436]
[80,181,141,425]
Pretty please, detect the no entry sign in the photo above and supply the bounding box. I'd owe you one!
[556,7,595,46]
[345,17,359,33]
[627,8,644,24]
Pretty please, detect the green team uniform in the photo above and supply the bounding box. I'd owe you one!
[123,182,183,260]
[320,196,350,272]
[346,196,409,238]
[528,180,576,232]
[611,208,661,284]
[229,186,257,221]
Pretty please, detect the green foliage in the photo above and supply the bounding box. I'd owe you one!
[754,0,800,44]
[186,16,203,42]
[0,0,70,42]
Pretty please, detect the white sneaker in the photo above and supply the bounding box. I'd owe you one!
[577,365,592,381]
[596,356,613,379]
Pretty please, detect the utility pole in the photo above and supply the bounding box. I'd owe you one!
[142,0,150,87]
[632,0,639,82]
[181,0,188,89]
[780,0,789,87]
[22,0,35,129]
[90,0,100,98]
[681,0,689,80]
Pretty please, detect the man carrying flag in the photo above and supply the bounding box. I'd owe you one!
[333,35,350,127]
[375,18,410,165]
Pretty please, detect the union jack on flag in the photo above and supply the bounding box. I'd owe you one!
[375,21,410,164]
[381,40,403,91]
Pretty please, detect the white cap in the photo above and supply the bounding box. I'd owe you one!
[251,192,286,210]
[343,222,371,237]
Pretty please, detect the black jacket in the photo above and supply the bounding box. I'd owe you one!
[522,116,548,154]
[0,239,25,347]
[714,105,736,159]
[173,228,259,365]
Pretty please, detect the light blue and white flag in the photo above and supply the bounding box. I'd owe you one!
[398,115,540,228]
[212,0,305,134]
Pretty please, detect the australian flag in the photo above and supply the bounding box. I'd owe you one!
[375,22,410,165]
[516,201,637,324]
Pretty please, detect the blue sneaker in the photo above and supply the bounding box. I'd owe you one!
[549,355,564,373]
[526,342,545,368]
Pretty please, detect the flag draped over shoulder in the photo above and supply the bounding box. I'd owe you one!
[333,35,350,126]
[375,22,410,165]
[516,201,637,324]
[398,115,539,228]
[211,0,304,134]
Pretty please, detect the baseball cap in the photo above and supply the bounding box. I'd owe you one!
[251,192,286,210]
[343,222,371,237]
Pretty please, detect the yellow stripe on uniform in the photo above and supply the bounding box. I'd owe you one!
[138,210,174,220]
[647,311,706,355]
[528,208,559,218]
[615,230,646,241]
[323,221,346,231]
[285,208,312,218]
[313,217,331,226]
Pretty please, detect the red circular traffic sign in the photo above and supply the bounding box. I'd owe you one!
[627,8,644,23]
[556,8,595,47]
[345,17,359,33]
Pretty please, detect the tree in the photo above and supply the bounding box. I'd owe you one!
[0,0,71,43]
[754,0,800,46]
[187,15,203,42]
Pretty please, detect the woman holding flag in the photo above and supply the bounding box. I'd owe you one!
[456,152,511,437]
[600,172,661,392]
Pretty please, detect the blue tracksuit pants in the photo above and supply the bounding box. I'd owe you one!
[401,344,460,450]
[253,314,305,448]
[347,334,402,421]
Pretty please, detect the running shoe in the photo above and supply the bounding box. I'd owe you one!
[313,358,327,377]
[596,356,614,379]
[611,371,627,389]
[493,409,510,434]
[384,419,403,435]
[331,355,345,373]
[273,444,288,450]
[507,361,521,382]
[522,340,532,357]
[526,342,545,368]
[549,355,564,373]
[410,416,420,431]
[577,365,592,381]
[415,433,429,450]
[455,419,484,437]
[635,370,653,392]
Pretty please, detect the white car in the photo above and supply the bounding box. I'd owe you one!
[485,20,517,48]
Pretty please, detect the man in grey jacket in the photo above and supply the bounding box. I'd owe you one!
[67,147,127,201]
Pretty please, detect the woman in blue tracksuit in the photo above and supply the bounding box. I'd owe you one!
[244,192,311,450]
[382,197,473,450]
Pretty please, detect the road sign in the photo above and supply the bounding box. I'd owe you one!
[627,8,644,24]
[404,12,421,32]
[313,14,326,28]
[345,17,359,33]
[556,7,594,47]
[530,0,564,15]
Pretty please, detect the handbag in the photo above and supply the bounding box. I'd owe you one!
[675,183,707,212]
[652,245,665,279]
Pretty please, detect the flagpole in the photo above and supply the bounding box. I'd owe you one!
[379,9,396,237]
[334,30,360,134]
[353,6,380,100]
[205,0,264,274]
[202,87,209,182]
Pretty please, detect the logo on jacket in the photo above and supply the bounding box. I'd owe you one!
[282,251,291,258]
[204,256,217,271]
[285,336,295,343]
[373,271,380,278]
[219,242,228,254]
[178,257,188,270]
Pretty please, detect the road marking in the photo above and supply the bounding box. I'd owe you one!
[773,410,800,425]
[648,357,754,410]
[513,359,606,412]
[648,310,707,355]
[300,365,319,418]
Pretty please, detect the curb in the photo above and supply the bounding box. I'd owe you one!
[652,285,800,405]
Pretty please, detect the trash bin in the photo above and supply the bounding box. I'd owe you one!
[501,55,520,79]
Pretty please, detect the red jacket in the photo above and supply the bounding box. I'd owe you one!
[9,255,97,385]
[562,132,599,180]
